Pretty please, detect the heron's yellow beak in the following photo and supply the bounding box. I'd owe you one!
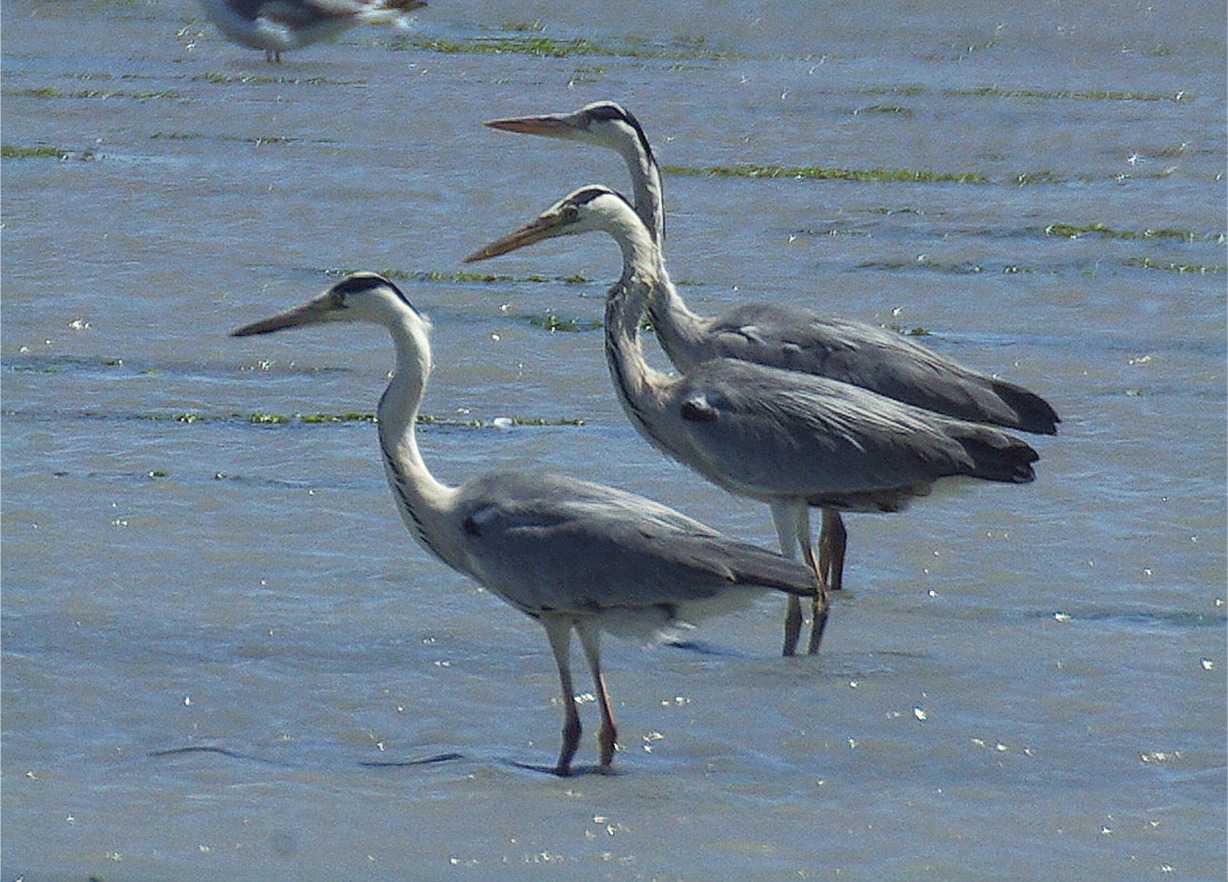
[483,113,580,139]
[230,290,338,337]
[464,211,569,262]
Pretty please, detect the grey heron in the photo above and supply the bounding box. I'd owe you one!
[197,0,425,62]
[230,272,818,775]
[483,101,1059,597]
[466,187,1040,655]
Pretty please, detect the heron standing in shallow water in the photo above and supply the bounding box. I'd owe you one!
[483,101,1058,601]
[230,272,818,776]
[466,186,1040,655]
[197,0,426,62]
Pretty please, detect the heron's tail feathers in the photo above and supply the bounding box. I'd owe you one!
[990,378,1060,435]
[725,546,818,598]
[952,425,1039,484]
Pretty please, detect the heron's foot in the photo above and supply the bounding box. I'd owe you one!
[596,729,618,770]
[555,713,581,777]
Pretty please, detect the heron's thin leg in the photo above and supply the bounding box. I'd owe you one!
[798,507,829,655]
[770,501,804,656]
[543,616,581,776]
[576,619,617,771]
[819,508,848,592]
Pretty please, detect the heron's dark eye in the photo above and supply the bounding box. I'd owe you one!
[562,205,580,223]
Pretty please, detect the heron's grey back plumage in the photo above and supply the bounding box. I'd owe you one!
[450,469,816,621]
[693,304,1059,435]
[669,358,1038,506]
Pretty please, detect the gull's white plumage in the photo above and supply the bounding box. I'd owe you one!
[198,0,425,61]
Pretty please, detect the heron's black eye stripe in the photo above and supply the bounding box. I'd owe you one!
[331,274,384,298]
[570,187,608,206]
[568,187,635,213]
[329,273,423,318]
[587,103,630,124]
[585,103,655,164]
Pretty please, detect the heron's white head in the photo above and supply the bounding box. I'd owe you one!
[484,101,652,159]
[230,272,431,342]
[463,185,646,262]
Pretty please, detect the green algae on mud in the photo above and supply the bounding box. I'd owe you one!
[390,33,741,62]
[235,411,587,428]
[1124,257,1227,274]
[840,83,1187,103]
[9,85,185,100]
[323,268,594,286]
[663,163,990,184]
[2,144,98,161]
[191,72,365,86]
[659,162,1210,187]
[530,314,603,333]
[1043,222,1215,242]
[948,85,1187,103]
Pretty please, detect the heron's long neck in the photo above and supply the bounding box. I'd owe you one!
[621,140,666,250]
[647,274,709,373]
[616,147,708,373]
[602,218,675,452]
[375,319,457,567]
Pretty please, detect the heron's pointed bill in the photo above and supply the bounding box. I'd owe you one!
[464,212,569,263]
[229,293,336,337]
[483,113,580,139]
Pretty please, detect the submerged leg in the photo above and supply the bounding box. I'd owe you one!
[576,618,618,771]
[818,508,848,592]
[798,507,830,655]
[543,616,581,776]
[770,500,805,656]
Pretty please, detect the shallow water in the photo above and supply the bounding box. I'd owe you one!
[2,0,1226,879]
